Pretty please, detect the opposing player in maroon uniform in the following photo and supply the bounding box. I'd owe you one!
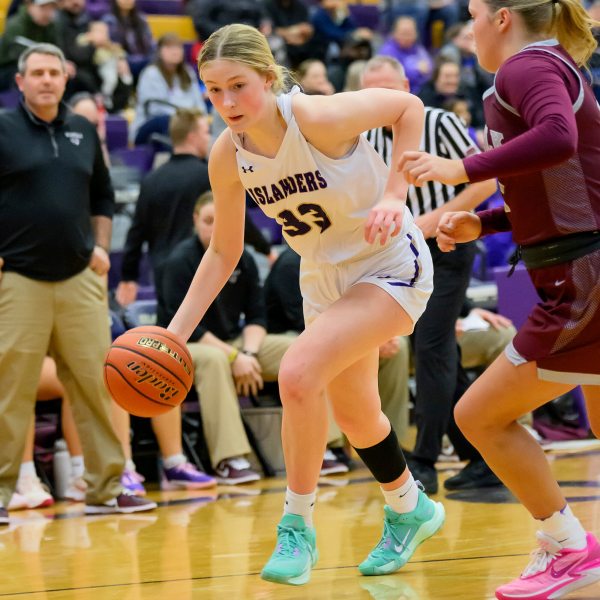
[400,0,600,598]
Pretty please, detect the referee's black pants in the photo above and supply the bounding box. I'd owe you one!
[411,239,481,466]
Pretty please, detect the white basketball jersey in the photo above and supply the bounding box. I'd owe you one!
[232,87,414,265]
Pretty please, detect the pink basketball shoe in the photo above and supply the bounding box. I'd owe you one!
[496,531,600,600]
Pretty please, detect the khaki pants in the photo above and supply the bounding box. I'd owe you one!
[187,333,295,468]
[0,269,124,506]
[459,325,517,370]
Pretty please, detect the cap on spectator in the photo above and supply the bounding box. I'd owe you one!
[31,0,58,5]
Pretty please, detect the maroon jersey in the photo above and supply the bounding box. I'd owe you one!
[464,41,600,381]
[464,40,600,246]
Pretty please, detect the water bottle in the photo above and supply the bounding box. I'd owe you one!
[53,439,71,499]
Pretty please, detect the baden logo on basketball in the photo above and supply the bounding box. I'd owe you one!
[136,336,192,376]
[126,360,181,402]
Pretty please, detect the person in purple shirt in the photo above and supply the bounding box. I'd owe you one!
[400,0,600,599]
[378,16,433,94]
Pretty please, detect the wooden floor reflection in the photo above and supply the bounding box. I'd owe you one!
[2,442,600,599]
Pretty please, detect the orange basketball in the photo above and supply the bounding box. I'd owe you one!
[103,326,194,417]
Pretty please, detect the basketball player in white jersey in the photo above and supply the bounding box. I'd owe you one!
[167,23,445,585]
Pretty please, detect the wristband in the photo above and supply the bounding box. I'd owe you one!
[242,350,258,357]
[227,348,239,364]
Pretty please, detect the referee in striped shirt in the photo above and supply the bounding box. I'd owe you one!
[362,56,500,493]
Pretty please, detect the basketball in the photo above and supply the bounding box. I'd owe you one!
[103,326,194,417]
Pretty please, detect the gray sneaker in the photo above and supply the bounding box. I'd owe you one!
[85,492,157,515]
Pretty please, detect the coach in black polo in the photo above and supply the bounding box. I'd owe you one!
[0,44,155,525]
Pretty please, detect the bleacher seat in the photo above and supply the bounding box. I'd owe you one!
[105,115,129,151]
[348,4,381,31]
[138,0,184,15]
[146,15,196,42]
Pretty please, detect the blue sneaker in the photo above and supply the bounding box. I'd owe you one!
[261,514,318,585]
[161,462,216,490]
[359,490,445,576]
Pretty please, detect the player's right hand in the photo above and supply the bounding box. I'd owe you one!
[436,211,482,252]
[116,281,139,306]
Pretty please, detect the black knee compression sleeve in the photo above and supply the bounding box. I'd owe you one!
[353,428,407,484]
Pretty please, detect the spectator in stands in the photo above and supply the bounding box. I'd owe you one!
[69,90,110,163]
[0,44,155,526]
[0,0,61,90]
[188,0,271,42]
[296,59,335,95]
[418,56,484,128]
[264,0,316,69]
[439,21,493,109]
[131,33,207,145]
[57,0,133,109]
[378,16,433,95]
[310,0,373,89]
[159,192,295,484]
[74,21,133,110]
[102,0,153,77]
[386,0,460,47]
[343,58,367,91]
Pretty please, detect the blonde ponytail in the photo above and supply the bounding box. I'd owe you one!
[484,0,599,66]
[553,0,599,66]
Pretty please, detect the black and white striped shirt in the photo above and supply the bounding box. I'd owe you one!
[365,107,480,217]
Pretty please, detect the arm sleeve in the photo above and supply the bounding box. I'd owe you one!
[464,54,579,182]
[241,254,268,329]
[438,111,480,160]
[89,130,115,218]
[477,206,512,236]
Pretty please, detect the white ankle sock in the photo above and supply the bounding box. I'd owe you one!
[125,459,137,472]
[284,487,316,527]
[381,473,419,514]
[163,454,187,470]
[539,504,587,550]
[19,461,36,479]
[70,456,85,479]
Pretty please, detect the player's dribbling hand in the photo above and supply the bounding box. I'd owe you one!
[398,151,468,187]
[365,197,404,245]
[436,211,482,252]
[232,353,264,397]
